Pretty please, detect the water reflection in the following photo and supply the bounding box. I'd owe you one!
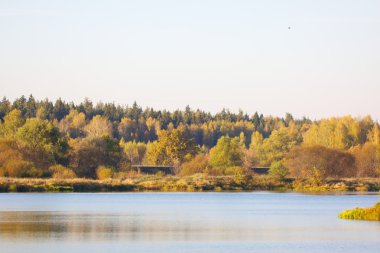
[1,211,312,242]
[0,193,379,253]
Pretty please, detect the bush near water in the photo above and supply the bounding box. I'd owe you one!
[339,203,380,221]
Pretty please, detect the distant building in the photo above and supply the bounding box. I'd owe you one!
[250,167,270,175]
[131,165,174,175]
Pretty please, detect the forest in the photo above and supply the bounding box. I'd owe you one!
[0,95,379,182]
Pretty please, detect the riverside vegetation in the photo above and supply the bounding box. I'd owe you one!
[1,176,379,193]
[0,95,379,192]
[339,202,380,221]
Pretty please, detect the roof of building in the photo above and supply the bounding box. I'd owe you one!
[250,167,270,174]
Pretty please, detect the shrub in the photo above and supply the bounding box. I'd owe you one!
[0,139,35,177]
[155,171,165,177]
[269,161,288,181]
[284,145,356,181]
[352,143,380,177]
[4,160,34,177]
[112,171,130,180]
[49,165,77,179]
[224,166,244,176]
[96,166,113,180]
[179,154,209,176]
[225,166,245,183]
[23,168,44,178]
[339,203,380,221]
[69,136,121,178]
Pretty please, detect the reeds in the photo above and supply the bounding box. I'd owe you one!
[339,203,380,221]
[0,176,379,193]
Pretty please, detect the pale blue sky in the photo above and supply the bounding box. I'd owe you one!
[1,0,379,119]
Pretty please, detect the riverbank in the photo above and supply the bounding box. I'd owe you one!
[339,203,380,221]
[0,175,379,193]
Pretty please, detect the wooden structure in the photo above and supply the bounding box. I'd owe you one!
[250,167,270,175]
[131,165,174,175]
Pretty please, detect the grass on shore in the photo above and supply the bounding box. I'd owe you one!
[0,174,289,193]
[339,203,380,221]
[0,175,379,193]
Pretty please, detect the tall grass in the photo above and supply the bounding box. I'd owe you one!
[0,176,379,193]
[339,203,380,221]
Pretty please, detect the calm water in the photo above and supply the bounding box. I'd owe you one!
[0,192,379,253]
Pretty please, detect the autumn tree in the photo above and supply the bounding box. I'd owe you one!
[84,115,113,138]
[118,117,137,141]
[0,109,25,137]
[303,117,364,149]
[16,118,68,169]
[208,136,244,174]
[145,117,160,141]
[58,109,86,138]
[0,138,34,177]
[249,125,301,166]
[146,128,199,167]
[367,124,380,145]
[284,145,356,181]
[244,131,264,168]
[69,136,121,178]
[119,140,147,166]
[352,143,380,177]
[136,142,147,164]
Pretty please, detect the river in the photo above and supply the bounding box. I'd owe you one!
[0,192,379,253]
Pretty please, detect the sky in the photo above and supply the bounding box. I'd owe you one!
[0,0,379,120]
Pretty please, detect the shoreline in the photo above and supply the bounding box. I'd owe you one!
[1,176,379,193]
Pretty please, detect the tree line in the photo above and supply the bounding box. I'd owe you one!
[0,95,379,181]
